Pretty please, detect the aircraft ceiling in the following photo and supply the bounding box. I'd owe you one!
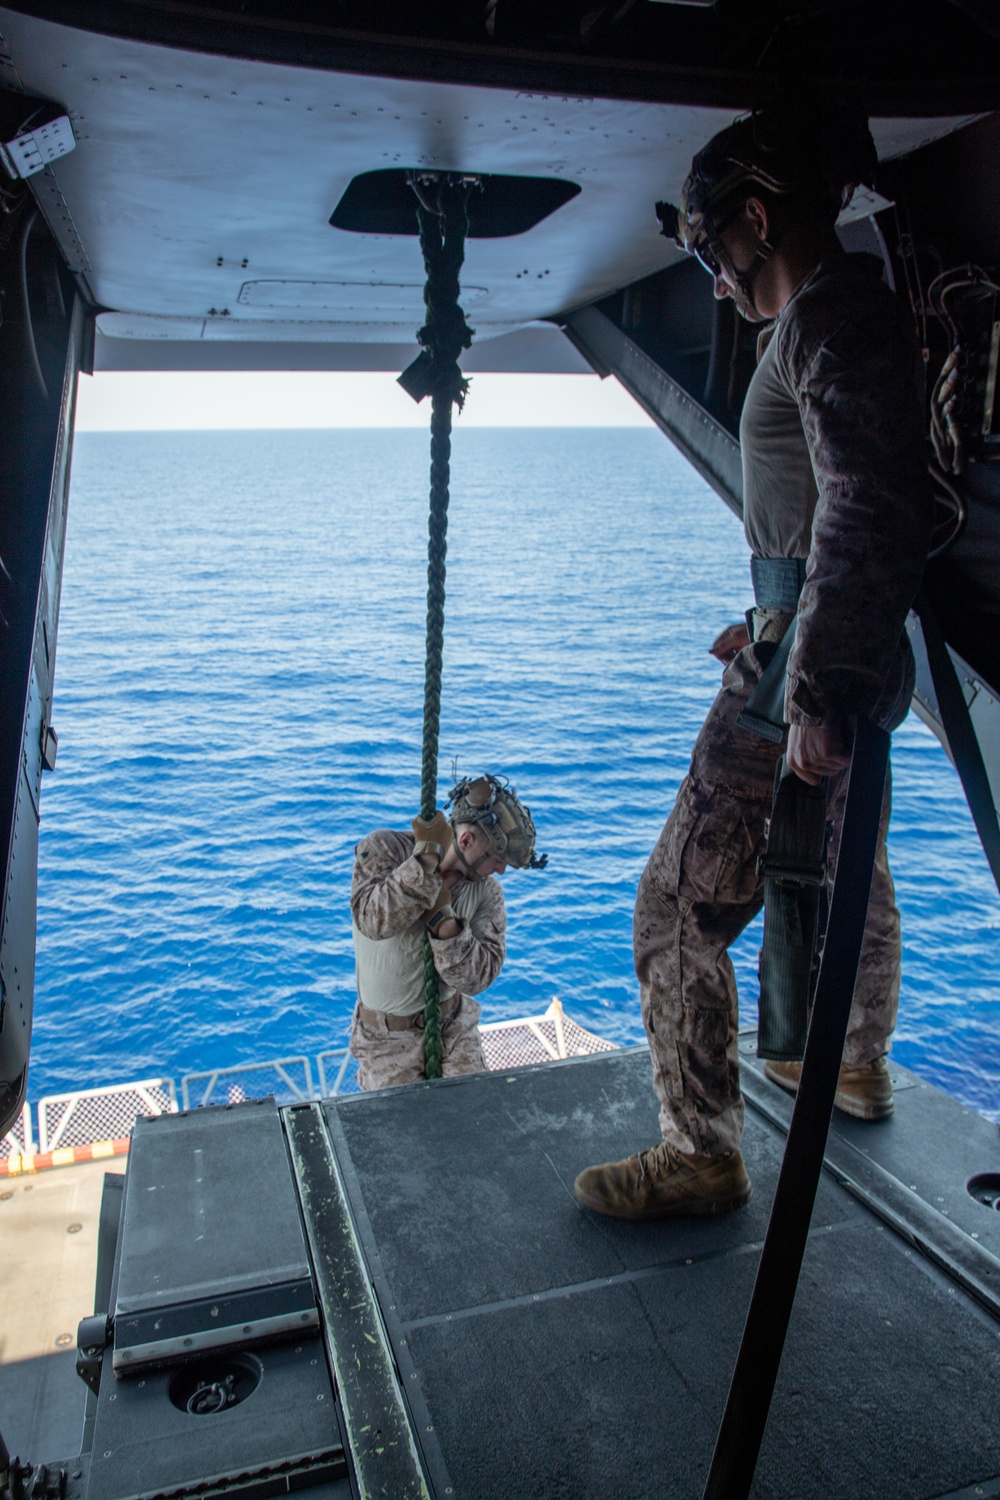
[0,8,988,371]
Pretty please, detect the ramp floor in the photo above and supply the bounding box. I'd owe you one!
[324,1048,1000,1500]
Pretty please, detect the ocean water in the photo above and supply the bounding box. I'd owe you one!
[29,427,1000,1120]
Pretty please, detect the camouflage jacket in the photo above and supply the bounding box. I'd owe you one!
[351,828,506,1014]
[773,253,932,727]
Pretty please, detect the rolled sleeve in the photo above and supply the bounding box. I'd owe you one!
[430,880,506,996]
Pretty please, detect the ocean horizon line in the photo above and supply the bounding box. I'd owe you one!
[74,422,656,433]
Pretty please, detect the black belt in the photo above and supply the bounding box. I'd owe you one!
[750,555,807,612]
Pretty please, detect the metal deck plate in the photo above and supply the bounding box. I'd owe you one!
[322,1048,1000,1500]
[87,1101,348,1500]
[86,1339,342,1500]
[113,1097,318,1371]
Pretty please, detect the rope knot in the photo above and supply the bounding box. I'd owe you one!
[398,173,477,409]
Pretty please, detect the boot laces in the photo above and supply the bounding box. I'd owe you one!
[636,1142,677,1181]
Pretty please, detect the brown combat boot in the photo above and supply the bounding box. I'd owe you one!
[764,1056,894,1121]
[573,1142,751,1220]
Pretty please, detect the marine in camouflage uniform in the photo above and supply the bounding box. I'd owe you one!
[636,251,929,1160]
[350,827,504,1089]
[349,776,544,1090]
[575,102,933,1218]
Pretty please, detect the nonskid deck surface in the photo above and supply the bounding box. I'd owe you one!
[325,1047,1000,1500]
[5,1049,1000,1500]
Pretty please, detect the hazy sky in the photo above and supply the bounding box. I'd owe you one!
[74,371,655,430]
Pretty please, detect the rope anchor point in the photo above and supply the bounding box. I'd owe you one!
[398,171,478,409]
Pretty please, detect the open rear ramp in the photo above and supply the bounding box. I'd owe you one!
[44,1049,1000,1500]
[303,1047,1000,1499]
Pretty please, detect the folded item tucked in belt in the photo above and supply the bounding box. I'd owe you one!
[738,557,807,743]
[750,555,807,612]
[736,617,798,743]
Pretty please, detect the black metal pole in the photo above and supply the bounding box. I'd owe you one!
[915,590,1000,892]
[702,715,891,1500]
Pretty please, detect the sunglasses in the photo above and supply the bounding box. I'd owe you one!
[655,198,741,279]
[693,239,723,277]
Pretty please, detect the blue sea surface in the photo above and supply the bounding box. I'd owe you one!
[30,428,1000,1119]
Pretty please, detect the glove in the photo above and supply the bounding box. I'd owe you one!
[421,881,457,935]
[412,810,451,869]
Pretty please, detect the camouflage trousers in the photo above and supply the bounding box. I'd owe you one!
[349,993,486,1091]
[635,643,901,1158]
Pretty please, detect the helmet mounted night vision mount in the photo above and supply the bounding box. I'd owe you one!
[445,773,547,879]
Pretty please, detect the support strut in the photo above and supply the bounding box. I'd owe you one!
[702,716,891,1499]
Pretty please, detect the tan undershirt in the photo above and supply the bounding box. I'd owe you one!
[739,326,818,561]
[352,878,493,1017]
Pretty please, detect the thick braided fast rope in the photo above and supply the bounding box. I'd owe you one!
[400,176,475,1080]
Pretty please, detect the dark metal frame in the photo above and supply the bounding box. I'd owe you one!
[0,203,88,1132]
[561,304,744,520]
[284,1103,434,1500]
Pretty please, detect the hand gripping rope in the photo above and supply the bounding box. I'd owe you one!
[398,172,477,1079]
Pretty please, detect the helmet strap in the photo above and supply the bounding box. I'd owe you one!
[450,825,496,882]
[695,184,778,317]
[709,223,776,321]
[734,240,774,316]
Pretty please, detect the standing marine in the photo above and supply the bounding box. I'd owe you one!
[349,773,545,1089]
[574,98,933,1219]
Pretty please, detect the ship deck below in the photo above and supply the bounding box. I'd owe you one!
[5,1042,1000,1499]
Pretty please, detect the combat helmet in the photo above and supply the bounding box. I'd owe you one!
[446,774,547,875]
[656,97,878,314]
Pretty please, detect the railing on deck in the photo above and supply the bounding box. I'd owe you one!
[3,1000,616,1162]
[317,1048,353,1099]
[480,1002,615,1070]
[1,1102,34,1159]
[181,1057,315,1110]
[38,1078,177,1153]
